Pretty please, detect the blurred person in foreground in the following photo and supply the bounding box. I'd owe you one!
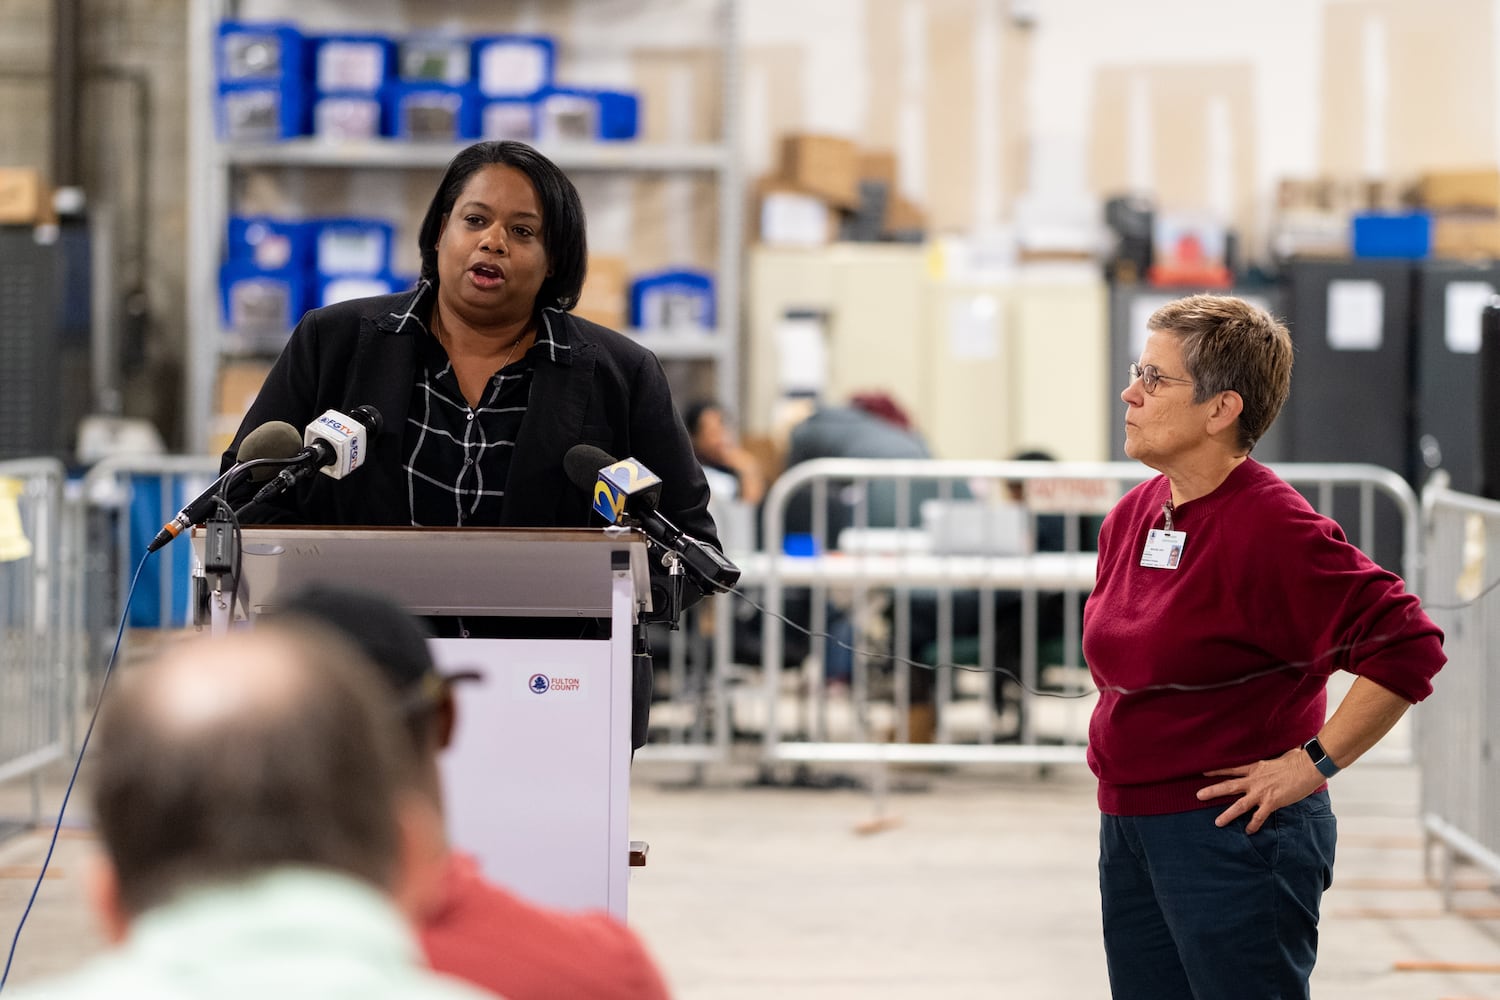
[276,584,673,1000]
[9,624,492,1000]
[1083,294,1445,999]
[222,140,722,748]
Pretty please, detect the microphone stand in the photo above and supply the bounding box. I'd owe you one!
[658,549,687,631]
[200,505,243,636]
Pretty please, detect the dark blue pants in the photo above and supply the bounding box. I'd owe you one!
[1099,792,1337,1000]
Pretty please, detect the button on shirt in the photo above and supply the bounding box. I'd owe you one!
[404,311,571,527]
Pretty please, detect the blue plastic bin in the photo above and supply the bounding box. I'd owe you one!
[630,269,716,332]
[472,34,556,98]
[1352,212,1431,260]
[383,83,479,141]
[538,87,640,141]
[311,33,396,93]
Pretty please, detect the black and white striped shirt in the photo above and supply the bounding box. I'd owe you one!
[402,297,572,526]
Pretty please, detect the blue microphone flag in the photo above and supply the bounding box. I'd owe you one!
[592,458,663,523]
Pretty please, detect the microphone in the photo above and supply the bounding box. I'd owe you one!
[146,421,303,553]
[563,444,741,591]
[251,405,384,505]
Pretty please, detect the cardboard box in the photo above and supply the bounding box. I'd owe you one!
[1431,212,1500,259]
[573,254,628,330]
[211,361,274,457]
[1279,176,1405,214]
[1417,169,1500,211]
[779,133,859,209]
[883,192,926,238]
[757,179,837,246]
[1270,209,1351,259]
[0,168,45,225]
[857,150,898,187]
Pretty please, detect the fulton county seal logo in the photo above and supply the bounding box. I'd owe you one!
[528,673,550,694]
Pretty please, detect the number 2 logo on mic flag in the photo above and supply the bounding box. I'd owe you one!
[593,480,626,522]
[604,459,660,492]
[592,458,661,523]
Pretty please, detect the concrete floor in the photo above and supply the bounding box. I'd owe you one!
[2,755,1500,995]
[2,756,1499,999]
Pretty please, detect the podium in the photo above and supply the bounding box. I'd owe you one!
[192,525,651,918]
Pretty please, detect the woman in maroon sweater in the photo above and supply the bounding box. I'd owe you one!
[1082,295,1445,1000]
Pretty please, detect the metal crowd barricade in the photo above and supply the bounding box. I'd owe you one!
[753,459,1421,772]
[1417,477,1500,903]
[79,455,222,669]
[0,457,81,827]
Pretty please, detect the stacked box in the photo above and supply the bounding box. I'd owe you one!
[310,33,395,140]
[216,21,307,140]
[630,269,715,333]
[1352,212,1432,260]
[479,97,540,141]
[221,216,399,339]
[0,168,47,225]
[537,88,640,142]
[312,218,397,306]
[384,83,478,141]
[472,35,555,99]
[399,36,471,85]
[780,134,860,209]
[1418,169,1500,260]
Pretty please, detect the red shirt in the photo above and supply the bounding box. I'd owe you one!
[1082,459,1445,816]
[421,852,672,1000]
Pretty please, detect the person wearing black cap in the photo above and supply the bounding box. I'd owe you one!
[275,584,673,1000]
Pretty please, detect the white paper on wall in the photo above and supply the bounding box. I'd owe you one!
[1443,281,1496,354]
[1326,280,1384,351]
[948,294,1001,360]
[776,311,829,394]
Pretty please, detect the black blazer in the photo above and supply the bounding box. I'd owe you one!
[222,289,721,607]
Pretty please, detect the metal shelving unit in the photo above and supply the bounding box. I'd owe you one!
[185,1,741,455]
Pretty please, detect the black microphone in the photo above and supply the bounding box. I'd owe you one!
[563,444,741,591]
[250,405,384,505]
[146,421,303,553]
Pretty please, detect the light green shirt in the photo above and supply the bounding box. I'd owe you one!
[8,868,502,1000]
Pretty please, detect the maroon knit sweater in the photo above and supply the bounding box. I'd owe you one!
[1082,459,1445,816]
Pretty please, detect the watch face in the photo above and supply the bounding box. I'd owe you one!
[1304,737,1327,762]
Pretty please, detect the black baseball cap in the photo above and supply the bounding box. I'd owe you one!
[271,584,480,711]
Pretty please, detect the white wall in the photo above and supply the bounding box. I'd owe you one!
[1025,0,1326,220]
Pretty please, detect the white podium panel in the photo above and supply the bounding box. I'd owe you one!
[191,527,646,920]
[433,637,629,917]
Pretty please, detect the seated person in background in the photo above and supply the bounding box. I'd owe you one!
[683,400,766,506]
[277,584,673,1000]
[777,393,965,709]
[10,623,492,1000]
[781,392,944,544]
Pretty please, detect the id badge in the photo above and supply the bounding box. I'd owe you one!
[1140,529,1186,570]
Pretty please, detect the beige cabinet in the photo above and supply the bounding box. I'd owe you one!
[746,245,1110,461]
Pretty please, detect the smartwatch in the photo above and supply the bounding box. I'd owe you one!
[1302,736,1341,778]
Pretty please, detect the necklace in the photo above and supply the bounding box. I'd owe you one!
[432,308,528,372]
[496,331,524,371]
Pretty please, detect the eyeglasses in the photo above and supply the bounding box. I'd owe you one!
[1128,362,1194,395]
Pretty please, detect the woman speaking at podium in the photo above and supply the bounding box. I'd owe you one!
[222,140,721,744]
